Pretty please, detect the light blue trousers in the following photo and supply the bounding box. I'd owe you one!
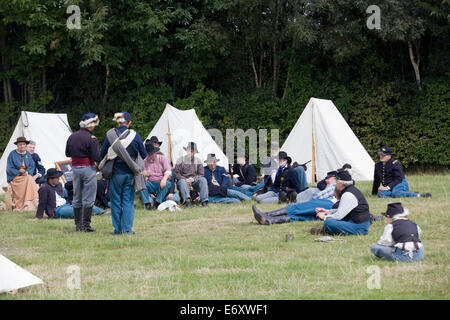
[109,173,135,234]
[377,179,419,198]
[370,243,424,262]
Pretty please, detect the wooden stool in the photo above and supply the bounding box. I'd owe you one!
[2,185,13,211]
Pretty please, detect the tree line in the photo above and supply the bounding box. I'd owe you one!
[0,0,449,169]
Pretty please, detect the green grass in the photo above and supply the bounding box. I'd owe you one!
[0,174,449,300]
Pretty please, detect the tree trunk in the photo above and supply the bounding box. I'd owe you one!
[258,41,263,88]
[407,40,421,90]
[282,49,295,100]
[249,45,259,88]
[272,0,280,95]
[102,64,110,108]
[0,33,13,104]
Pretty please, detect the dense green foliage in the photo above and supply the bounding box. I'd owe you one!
[0,0,449,168]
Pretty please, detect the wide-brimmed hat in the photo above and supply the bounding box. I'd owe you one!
[204,153,220,163]
[336,170,352,182]
[149,136,163,146]
[14,137,30,145]
[382,202,409,218]
[183,142,199,153]
[278,151,292,164]
[45,168,63,179]
[145,141,160,155]
[378,146,392,156]
[325,171,338,179]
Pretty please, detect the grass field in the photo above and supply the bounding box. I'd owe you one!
[0,174,449,300]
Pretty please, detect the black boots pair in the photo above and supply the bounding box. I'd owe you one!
[74,206,95,232]
[145,202,160,210]
[279,190,298,203]
[183,199,209,208]
[252,205,291,225]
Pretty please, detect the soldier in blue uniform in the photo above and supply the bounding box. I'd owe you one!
[65,113,101,232]
[100,112,147,235]
[372,146,431,198]
[27,141,46,184]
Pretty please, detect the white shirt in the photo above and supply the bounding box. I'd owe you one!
[55,191,66,207]
[325,192,359,221]
[377,218,423,250]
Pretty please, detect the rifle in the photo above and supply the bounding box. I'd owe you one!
[293,160,311,171]
[229,163,234,186]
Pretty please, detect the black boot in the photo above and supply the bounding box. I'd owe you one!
[310,227,328,235]
[74,207,82,231]
[267,214,291,224]
[201,201,209,208]
[265,207,288,217]
[289,191,298,203]
[144,203,152,210]
[152,202,160,210]
[252,205,271,225]
[82,206,96,232]
[279,191,288,203]
[184,198,192,208]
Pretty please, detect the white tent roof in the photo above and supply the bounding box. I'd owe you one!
[0,111,72,192]
[147,104,229,168]
[281,97,374,182]
[0,254,43,293]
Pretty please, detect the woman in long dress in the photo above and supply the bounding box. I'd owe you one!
[6,137,39,211]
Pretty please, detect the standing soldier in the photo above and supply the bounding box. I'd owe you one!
[100,112,147,235]
[65,113,100,232]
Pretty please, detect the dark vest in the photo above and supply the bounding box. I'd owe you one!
[340,185,370,223]
[392,219,420,243]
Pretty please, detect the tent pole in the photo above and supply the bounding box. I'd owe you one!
[167,123,172,164]
[311,106,316,183]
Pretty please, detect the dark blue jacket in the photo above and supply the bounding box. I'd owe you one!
[31,153,46,177]
[36,182,64,218]
[272,164,301,193]
[65,128,101,163]
[203,165,231,188]
[204,165,230,197]
[372,158,405,195]
[6,150,35,182]
[232,162,257,187]
[100,126,147,175]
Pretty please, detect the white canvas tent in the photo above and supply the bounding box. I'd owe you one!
[147,104,229,168]
[281,97,374,183]
[0,111,72,192]
[0,254,43,293]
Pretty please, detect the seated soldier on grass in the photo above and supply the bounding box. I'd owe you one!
[253,170,371,237]
[31,169,104,220]
[370,202,424,262]
[204,153,251,204]
[255,151,301,203]
[296,170,337,203]
[251,172,337,224]
[372,146,431,198]
[174,142,209,208]
[231,154,264,196]
[138,141,173,210]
